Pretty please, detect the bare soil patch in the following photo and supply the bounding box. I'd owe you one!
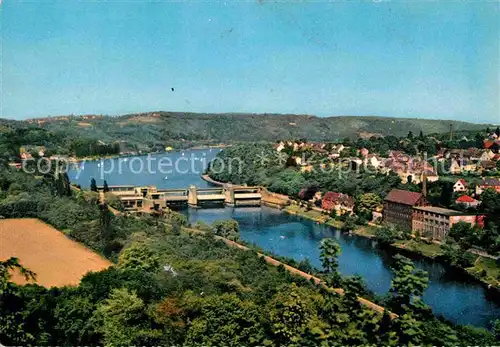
[77,122,92,127]
[0,218,112,287]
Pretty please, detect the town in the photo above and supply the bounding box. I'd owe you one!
[270,126,500,244]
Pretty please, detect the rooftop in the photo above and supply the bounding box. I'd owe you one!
[384,189,423,206]
[481,177,500,186]
[456,195,478,203]
[413,205,476,216]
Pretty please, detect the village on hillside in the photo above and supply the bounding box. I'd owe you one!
[273,127,500,244]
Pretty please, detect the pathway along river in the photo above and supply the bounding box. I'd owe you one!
[69,149,500,328]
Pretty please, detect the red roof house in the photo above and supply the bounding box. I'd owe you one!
[455,195,480,208]
[477,177,500,194]
[321,192,355,215]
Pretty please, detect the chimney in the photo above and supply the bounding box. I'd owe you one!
[449,124,453,141]
[422,171,427,197]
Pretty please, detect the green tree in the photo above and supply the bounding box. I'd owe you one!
[341,275,366,314]
[393,312,424,345]
[0,257,36,294]
[441,242,476,268]
[184,293,266,346]
[54,172,72,197]
[212,219,240,240]
[53,292,100,345]
[492,319,500,341]
[439,181,453,207]
[268,283,311,346]
[93,288,161,346]
[103,180,109,193]
[100,203,113,254]
[480,188,500,226]
[164,209,188,227]
[342,216,357,232]
[117,242,161,273]
[375,224,409,245]
[319,238,342,285]
[105,192,123,211]
[389,254,428,312]
[355,193,382,217]
[447,221,477,250]
[90,178,98,192]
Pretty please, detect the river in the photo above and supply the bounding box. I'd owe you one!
[69,149,500,328]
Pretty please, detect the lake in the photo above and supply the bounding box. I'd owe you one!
[69,149,500,328]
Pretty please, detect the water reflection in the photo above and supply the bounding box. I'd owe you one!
[185,205,500,328]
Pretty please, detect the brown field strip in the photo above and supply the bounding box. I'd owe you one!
[0,218,112,287]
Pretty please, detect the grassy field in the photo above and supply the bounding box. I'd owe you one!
[283,205,327,222]
[393,239,444,258]
[0,218,112,287]
[467,256,500,288]
[283,205,377,237]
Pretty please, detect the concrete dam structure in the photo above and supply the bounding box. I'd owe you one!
[99,184,262,211]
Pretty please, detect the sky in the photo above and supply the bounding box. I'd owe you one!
[1,1,499,123]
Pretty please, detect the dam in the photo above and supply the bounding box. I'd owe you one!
[99,184,263,210]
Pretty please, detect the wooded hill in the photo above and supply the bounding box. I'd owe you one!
[4,112,490,149]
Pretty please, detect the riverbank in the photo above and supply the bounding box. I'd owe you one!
[203,172,500,290]
[179,224,396,318]
[74,144,229,163]
[201,174,225,186]
[281,203,500,291]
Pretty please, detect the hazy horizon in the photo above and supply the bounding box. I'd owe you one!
[1,1,499,123]
[2,111,498,126]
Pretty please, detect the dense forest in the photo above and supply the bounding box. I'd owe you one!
[0,123,121,162]
[1,165,499,345]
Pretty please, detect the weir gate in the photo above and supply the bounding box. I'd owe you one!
[98,185,262,211]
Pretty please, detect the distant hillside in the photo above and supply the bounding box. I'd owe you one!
[4,112,490,148]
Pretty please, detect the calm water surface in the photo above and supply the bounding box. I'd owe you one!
[69,151,500,328]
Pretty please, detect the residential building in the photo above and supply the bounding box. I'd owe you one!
[422,170,439,183]
[383,189,427,231]
[484,140,500,153]
[381,154,438,183]
[434,148,448,161]
[449,159,476,174]
[332,144,345,153]
[476,177,500,194]
[455,195,481,208]
[321,192,355,216]
[453,179,468,193]
[8,162,22,169]
[294,156,304,166]
[300,165,313,173]
[364,154,383,169]
[479,149,495,161]
[20,152,32,160]
[465,148,484,162]
[412,206,484,241]
[479,160,497,171]
[359,148,369,157]
[275,141,285,152]
[329,144,345,159]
